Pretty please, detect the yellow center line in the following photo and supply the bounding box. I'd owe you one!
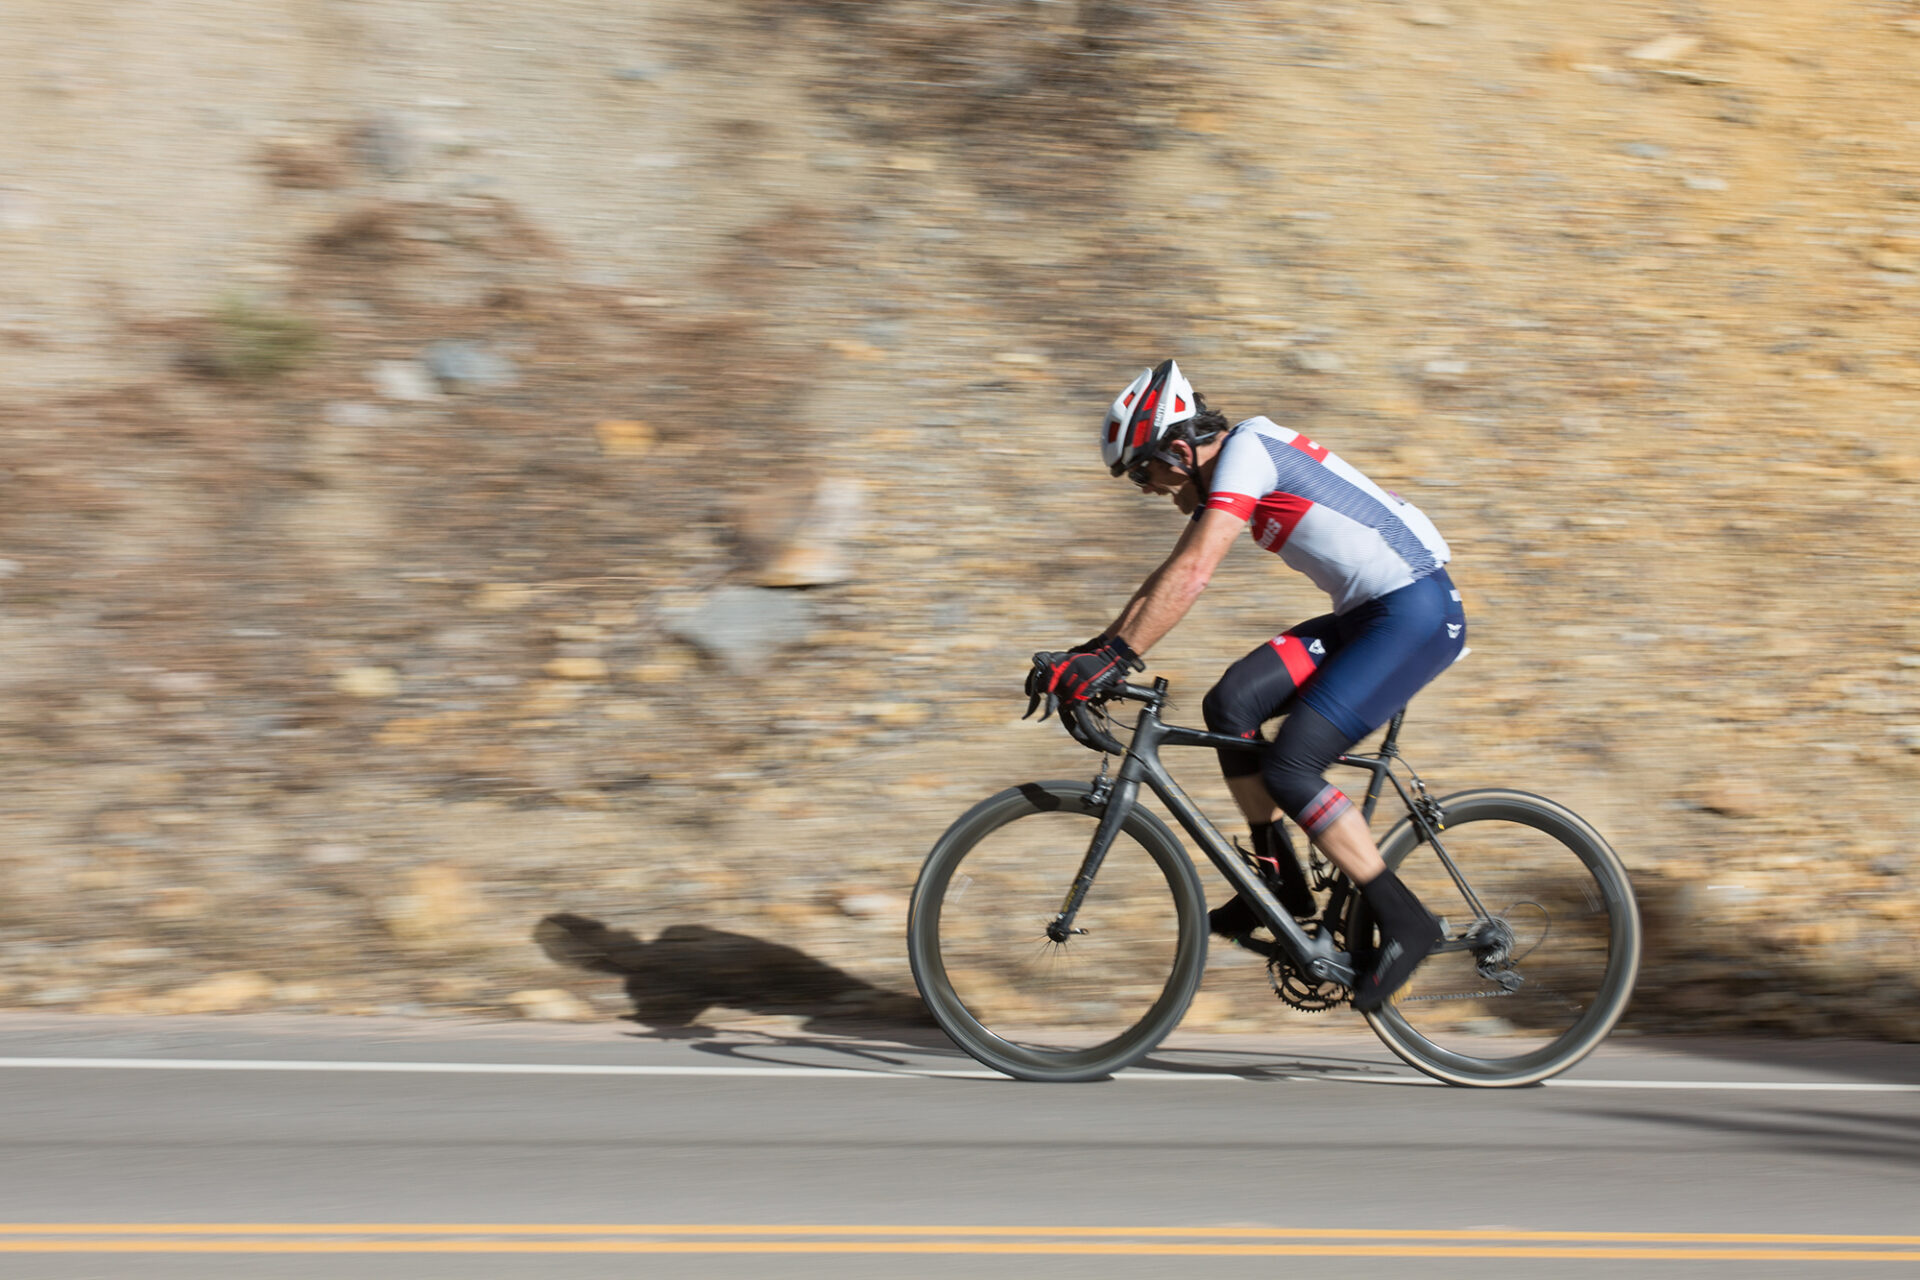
[0,1224,1915,1245]
[0,1225,1914,1261]
[0,1241,1915,1260]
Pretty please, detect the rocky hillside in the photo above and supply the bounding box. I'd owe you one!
[2,0,1917,1036]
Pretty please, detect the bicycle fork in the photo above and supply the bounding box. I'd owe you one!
[1047,773,1140,943]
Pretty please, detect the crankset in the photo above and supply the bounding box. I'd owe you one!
[1265,912,1352,1013]
[1268,952,1349,1012]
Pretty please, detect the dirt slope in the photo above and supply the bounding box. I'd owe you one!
[1,0,1916,1035]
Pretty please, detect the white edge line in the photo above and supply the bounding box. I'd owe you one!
[0,1059,1911,1091]
[0,1058,1228,1082]
[1315,1072,1920,1092]
[1544,1078,1920,1092]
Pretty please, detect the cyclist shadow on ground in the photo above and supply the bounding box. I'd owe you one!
[534,912,936,1038]
[532,913,1416,1079]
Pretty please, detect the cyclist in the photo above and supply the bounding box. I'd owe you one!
[1031,359,1465,1011]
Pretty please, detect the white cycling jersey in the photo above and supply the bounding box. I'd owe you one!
[1201,416,1450,615]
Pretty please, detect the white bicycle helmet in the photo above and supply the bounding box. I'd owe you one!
[1101,358,1202,478]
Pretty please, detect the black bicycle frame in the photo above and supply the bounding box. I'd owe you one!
[1051,682,1441,989]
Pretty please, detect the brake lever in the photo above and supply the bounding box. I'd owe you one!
[1022,654,1059,722]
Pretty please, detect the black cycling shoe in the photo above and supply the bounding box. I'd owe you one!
[1207,897,1281,959]
[1207,885,1316,936]
[1207,894,1263,941]
[1209,825,1320,950]
[1351,868,1444,1013]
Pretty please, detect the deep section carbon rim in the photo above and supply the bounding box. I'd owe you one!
[1357,789,1641,1087]
[908,781,1207,1082]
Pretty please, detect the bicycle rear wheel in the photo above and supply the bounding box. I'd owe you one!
[1351,789,1641,1087]
[908,781,1207,1082]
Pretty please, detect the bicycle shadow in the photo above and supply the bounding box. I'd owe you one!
[533,913,935,1036]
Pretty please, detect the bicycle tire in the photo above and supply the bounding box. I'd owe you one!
[908,780,1208,1082]
[1352,789,1641,1087]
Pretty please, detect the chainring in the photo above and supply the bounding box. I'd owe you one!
[1268,955,1349,1012]
[1266,911,1353,1013]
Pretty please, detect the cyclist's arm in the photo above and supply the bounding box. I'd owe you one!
[1104,507,1243,656]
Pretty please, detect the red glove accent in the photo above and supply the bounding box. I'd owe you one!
[1044,637,1140,703]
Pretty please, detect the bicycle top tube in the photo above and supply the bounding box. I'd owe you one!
[1089,680,1408,760]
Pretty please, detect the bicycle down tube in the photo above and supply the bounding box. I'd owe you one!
[1052,687,1359,990]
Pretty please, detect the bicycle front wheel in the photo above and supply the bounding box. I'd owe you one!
[1354,789,1641,1087]
[908,781,1207,1082]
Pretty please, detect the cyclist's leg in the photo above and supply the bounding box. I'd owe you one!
[1200,622,1335,924]
[1201,620,1335,813]
[1260,572,1466,1006]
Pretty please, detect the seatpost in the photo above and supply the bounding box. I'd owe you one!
[1355,707,1406,824]
[1380,707,1406,755]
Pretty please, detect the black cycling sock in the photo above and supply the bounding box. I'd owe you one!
[1351,868,1443,1013]
[1209,824,1316,942]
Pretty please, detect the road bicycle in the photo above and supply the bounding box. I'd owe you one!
[907,673,1641,1087]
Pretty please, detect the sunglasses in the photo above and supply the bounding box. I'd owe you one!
[1125,449,1186,487]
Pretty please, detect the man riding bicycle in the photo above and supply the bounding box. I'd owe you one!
[1031,359,1466,1011]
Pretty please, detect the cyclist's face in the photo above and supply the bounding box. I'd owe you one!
[1134,448,1197,512]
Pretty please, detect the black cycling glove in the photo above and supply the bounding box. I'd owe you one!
[1023,635,1142,721]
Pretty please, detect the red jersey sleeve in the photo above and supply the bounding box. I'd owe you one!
[1204,492,1257,521]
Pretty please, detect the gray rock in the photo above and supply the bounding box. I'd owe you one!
[423,340,518,391]
[306,843,366,865]
[353,114,420,178]
[753,478,864,588]
[323,401,386,429]
[663,587,817,672]
[1291,348,1344,374]
[371,361,439,402]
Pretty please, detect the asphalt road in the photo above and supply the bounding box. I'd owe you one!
[0,1013,1916,1279]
